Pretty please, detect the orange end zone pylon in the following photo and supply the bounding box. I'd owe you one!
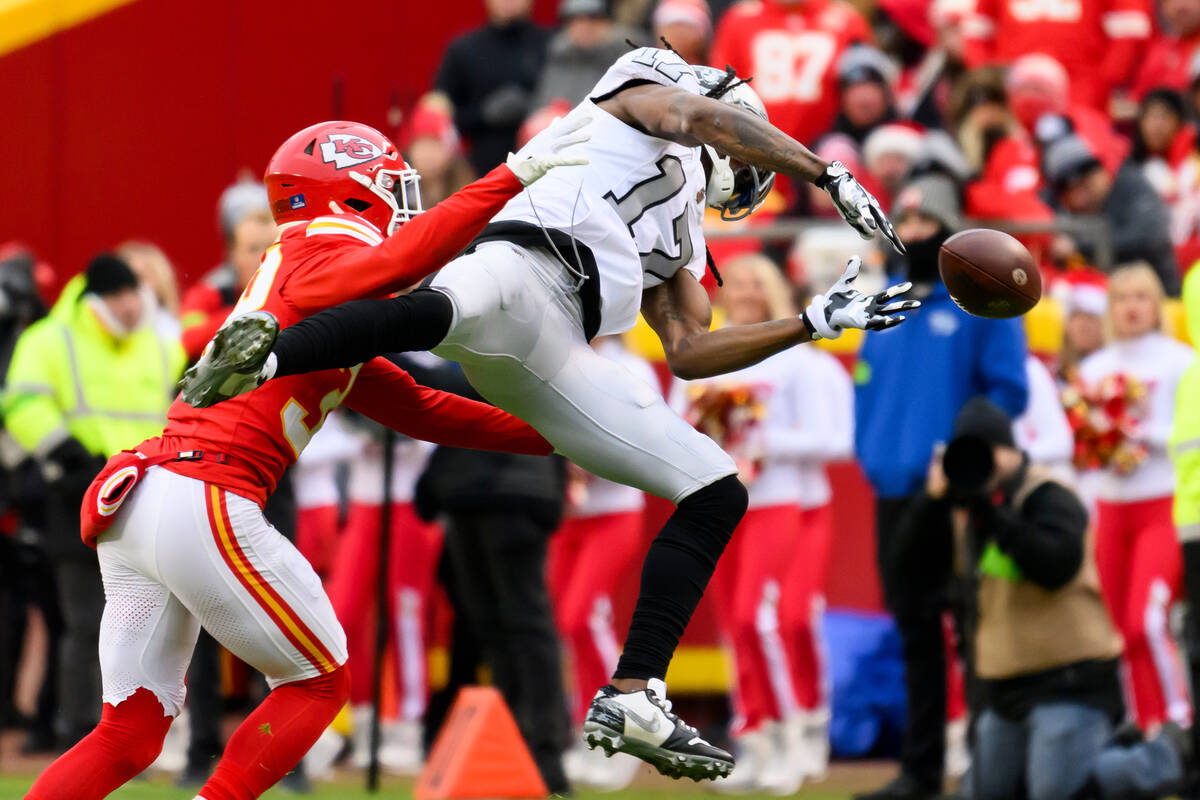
[415,686,549,799]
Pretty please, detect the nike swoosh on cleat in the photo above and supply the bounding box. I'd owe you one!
[621,707,662,733]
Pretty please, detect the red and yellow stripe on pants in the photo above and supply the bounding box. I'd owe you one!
[205,484,338,674]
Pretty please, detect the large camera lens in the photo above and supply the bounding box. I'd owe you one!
[942,435,995,496]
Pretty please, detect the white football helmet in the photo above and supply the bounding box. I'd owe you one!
[691,65,776,220]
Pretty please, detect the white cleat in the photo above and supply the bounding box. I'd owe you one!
[583,678,734,782]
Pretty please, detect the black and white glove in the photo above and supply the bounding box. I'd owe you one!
[505,114,591,186]
[803,257,920,340]
[817,161,906,253]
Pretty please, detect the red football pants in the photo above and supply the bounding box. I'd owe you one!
[548,511,645,725]
[327,501,442,720]
[714,504,805,734]
[295,505,340,579]
[779,504,834,713]
[1095,496,1191,727]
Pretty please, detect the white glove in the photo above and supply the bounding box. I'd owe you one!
[505,114,591,186]
[818,161,906,253]
[803,257,920,340]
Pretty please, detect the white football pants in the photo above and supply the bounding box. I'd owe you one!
[95,467,348,715]
[430,242,735,503]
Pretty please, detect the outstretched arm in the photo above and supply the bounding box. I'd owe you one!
[345,358,552,456]
[644,259,919,380]
[643,270,810,380]
[597,85,902,251]
[598,85,828,182]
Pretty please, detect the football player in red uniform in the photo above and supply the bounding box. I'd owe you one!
[711,0,872,148]
[23,118,587,800]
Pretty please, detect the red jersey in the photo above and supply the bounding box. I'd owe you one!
[1131,32,1200,100]
[711,0,871,146]
[962,0,1151,108]
[139,165,551,506]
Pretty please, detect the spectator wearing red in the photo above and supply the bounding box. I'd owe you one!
[403,95,475,207]
[948,68,1055,262]
[1131,0,1200,99]
[710,0,871,148]
[652,0,713,64]
[1006,54,1129,176]
[955,0,1151,110]
[1162,94,1200,269]
[1128,89,1200,270]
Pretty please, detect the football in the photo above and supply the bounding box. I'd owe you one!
[938,229,1042,319]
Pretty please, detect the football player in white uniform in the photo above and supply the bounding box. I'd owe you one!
[181,47,915,781]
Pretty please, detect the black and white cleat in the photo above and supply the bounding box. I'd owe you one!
[582,678,734,782]
[179,311,279,408]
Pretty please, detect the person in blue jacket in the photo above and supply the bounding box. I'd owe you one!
[854,172,1029,800]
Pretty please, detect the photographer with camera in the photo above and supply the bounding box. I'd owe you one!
[897,397,1189,800]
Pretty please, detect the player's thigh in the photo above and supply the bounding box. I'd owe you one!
[431,245,561,366]
[96,546,198,717]
[463,335,735,503]
[158,480,348,688]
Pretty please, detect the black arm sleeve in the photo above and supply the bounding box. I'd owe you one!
[272,289,453,378]
[981,483,1087,590]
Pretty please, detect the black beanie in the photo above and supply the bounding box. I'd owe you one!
[953,396,1015,448]
[84,253,138,297]
[1142,88,1186,121]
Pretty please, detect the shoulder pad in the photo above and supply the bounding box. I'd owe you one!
[304,215,384,246]
[591,47,701,100]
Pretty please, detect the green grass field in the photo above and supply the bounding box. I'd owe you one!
[0,772,862,799]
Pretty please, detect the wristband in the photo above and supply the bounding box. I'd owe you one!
[802,296,840,341]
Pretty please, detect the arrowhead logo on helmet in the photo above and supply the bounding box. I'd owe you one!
[319,134,385,169]
[264,121,423,237]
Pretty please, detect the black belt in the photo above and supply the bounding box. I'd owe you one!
[461,221,603,342]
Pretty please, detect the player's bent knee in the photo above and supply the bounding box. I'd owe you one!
[679,474,749,529]
[657,475,748,566]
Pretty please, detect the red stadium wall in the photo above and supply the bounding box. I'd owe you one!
[0,0,555,294]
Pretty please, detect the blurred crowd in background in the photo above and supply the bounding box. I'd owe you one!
[6,0,1200,795]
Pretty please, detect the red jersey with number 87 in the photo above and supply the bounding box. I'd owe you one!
[136,166,552,507]
[711,0,871,147]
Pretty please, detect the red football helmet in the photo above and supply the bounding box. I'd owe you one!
[264,121,421,236]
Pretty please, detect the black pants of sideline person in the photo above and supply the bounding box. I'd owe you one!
[53,558,103,746]
[876,494,955,795]
[442,510,570,795]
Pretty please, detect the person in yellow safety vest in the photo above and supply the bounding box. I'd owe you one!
[2,253,184,747]
[1170,263,1200,757]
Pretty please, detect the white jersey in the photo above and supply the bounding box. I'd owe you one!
[1077,332,1193,503]
[494,47,709,336]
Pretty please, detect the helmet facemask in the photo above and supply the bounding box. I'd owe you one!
[349,167,423,235]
